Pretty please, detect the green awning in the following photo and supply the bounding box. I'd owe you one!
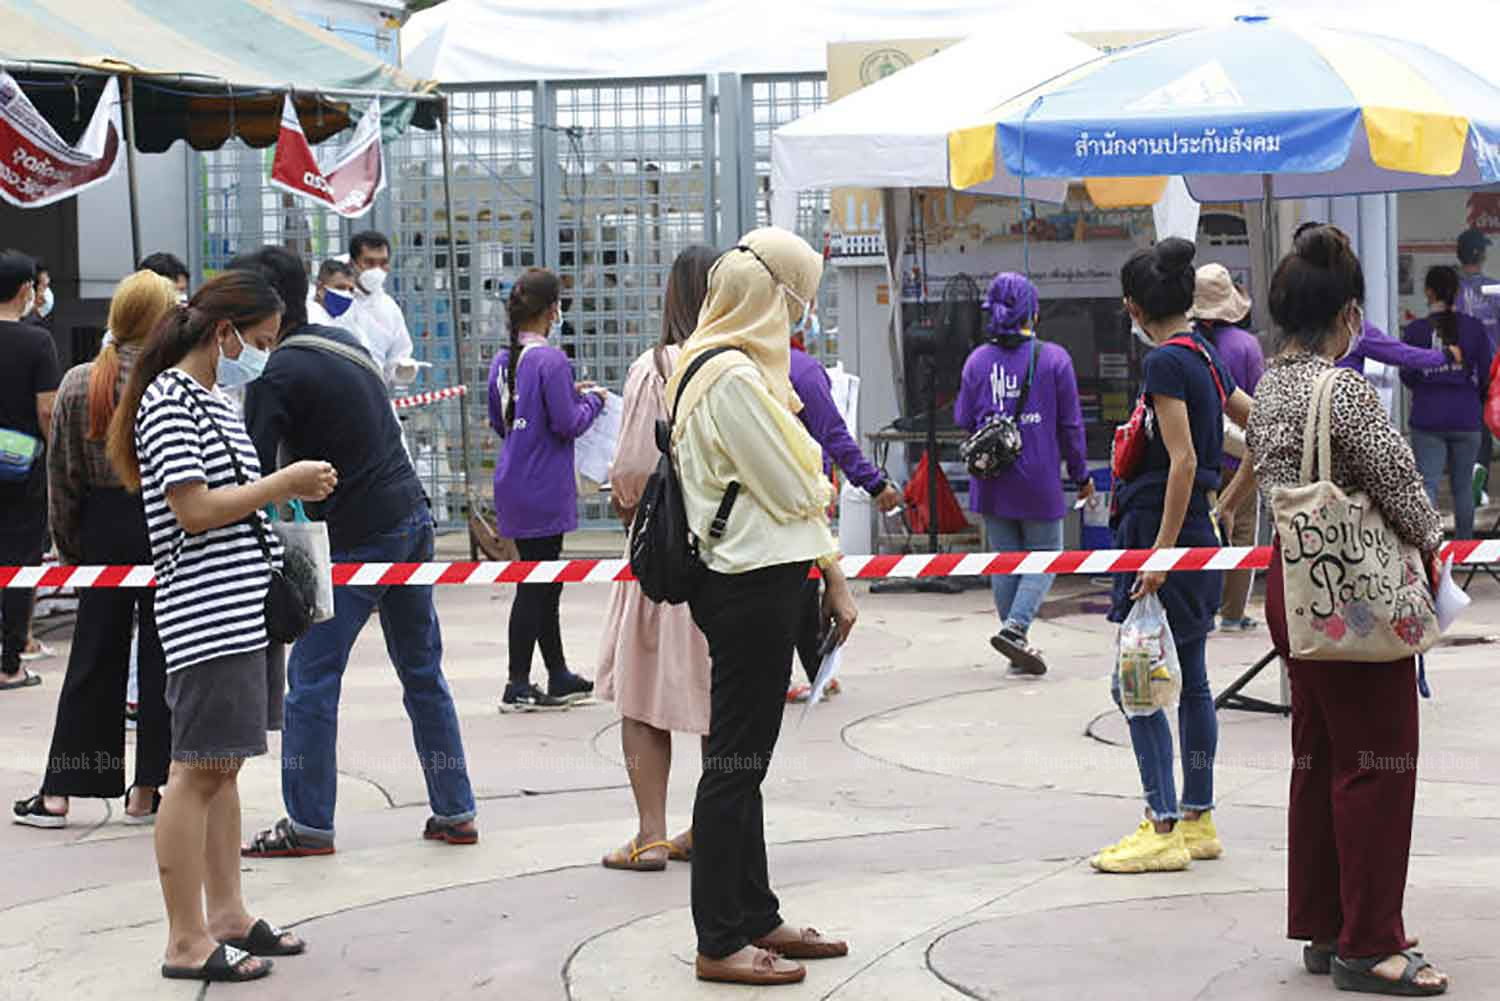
[0,0,439,151]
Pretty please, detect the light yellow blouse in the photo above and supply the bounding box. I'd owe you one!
[675,360,837,575]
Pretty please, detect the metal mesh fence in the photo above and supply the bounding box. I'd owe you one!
[193,73,831,534]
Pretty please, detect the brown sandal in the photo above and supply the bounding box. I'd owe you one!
[601,837,672,872]
[696,948,806,985]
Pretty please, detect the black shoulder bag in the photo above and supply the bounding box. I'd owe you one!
[172,374,316,643]
[629,347,741,605]
[961,338,1037,479]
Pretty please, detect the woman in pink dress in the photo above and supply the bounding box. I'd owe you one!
[598,245,718,871]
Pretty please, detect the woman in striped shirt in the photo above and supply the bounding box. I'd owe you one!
[107,271,338,985]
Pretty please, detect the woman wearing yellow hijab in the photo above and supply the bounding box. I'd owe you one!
[672,227,858,987]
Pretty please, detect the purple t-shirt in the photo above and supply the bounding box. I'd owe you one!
[1339,321,1445,374]
[488,343,603,539]
[1457,270,1500,349]
[1401,312,1493,433]
[1201,324,1264,472]
[788,348,885,494]
[953,338,1088,521]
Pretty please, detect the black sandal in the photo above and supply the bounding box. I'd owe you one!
[12,793,66,829]
[1333,950,1447,996]
[241,817,335,858]
[161,943,272,982]
[223,918,305,957]
[1304,944,1334,974]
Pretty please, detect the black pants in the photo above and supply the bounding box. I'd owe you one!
[508,534,566,684]
[0,499,45,675]
[689,561,809,959]
[793,577,823,685]
[41,488,170,796]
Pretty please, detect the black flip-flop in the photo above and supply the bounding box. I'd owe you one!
[0,669,41,691]
[161,943,272,982]
[1333,950,1447,996]
[223,918,305,957]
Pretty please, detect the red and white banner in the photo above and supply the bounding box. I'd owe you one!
[393,384,467,410]
[270,95,385,219]
[0,73,123,209]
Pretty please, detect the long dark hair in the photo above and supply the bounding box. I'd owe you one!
[657,245,717,362]
[502,268,561,433]
[1426,264,1461,346]
[107,271,284,491]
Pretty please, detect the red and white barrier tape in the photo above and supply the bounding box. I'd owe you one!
[4,541,1499,589]
[393,384,467,410]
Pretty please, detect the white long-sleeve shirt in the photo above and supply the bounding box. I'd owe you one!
[347,291,417,387]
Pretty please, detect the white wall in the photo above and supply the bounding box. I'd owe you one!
[75,146,191,298]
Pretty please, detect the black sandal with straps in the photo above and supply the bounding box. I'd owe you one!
[1333,950,1448,996]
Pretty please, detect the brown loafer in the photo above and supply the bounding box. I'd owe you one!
[752,926,850,960]
[696,948,806,985]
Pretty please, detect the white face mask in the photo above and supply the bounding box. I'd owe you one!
[359,267,389,296]
[1131,319,1154,348]
[1335,305,1364,363]
[38,286,54,318]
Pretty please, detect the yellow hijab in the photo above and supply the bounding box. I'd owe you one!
[666,226,824,427]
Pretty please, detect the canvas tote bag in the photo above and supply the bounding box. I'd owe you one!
[1271,368,1439,661]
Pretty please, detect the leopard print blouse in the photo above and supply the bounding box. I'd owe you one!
[1245,351,1444,554]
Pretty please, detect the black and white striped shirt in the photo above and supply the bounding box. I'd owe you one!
[136,370,282,672]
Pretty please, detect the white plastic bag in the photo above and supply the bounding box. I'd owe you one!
[1115,592,1181,718]
[271,500,334,624]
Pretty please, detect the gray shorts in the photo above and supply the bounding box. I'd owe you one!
[165,645,285,763]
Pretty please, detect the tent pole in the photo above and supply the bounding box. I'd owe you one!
[1260,173,1277,297]
[121,76,143,266]
[438,97,475,557]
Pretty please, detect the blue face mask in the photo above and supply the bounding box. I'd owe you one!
[794,311,821,345]
[216,328,270,388]
[323,288,354,319]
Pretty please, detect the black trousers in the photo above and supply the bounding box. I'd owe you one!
[0,499,45,675]
[508,534,566,684]
[689,561,809,959]
[793,577,823,686]
[40,488,170,796]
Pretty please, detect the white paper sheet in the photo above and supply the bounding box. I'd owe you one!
[1436,556,1472,634]
[574,391,623,488]
[798,642,846,727]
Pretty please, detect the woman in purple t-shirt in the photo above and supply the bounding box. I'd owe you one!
[490,269,605,711]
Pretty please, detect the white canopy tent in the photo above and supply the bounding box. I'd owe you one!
[399,0,1425,83]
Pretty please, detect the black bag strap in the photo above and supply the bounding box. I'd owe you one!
[1009,338,1039,419]
[666,346,743,541]
[280,332,385,383]
[168,372,277,570]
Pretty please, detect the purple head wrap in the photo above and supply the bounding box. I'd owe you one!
[983,272,1039,336]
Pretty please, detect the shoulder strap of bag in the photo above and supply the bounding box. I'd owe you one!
[281,333,385,383]
[1299,368,1340,485]
[670,346,741,424]
[1010,338,1039,419]
[1163,335,1228,405]
[168,372,277,569]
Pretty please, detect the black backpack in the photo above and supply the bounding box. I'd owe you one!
[629,347,741,605]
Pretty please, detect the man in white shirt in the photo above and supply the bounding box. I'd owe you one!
[346,231,421,389]
[307,258,356,327]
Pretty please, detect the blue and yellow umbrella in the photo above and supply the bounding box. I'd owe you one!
[949,14,1500,201]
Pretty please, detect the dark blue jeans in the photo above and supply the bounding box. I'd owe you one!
[1111,635,1217,820]
[282,511,475,839]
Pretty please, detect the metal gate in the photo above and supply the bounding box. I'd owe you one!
[192,72,832,533]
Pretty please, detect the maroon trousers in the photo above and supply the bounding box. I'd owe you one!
[1268,553,1419,960]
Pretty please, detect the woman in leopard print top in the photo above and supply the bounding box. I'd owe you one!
[1246,351,1442,554]
[1246,225,1448,995]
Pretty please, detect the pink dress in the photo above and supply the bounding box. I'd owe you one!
[595,347,711,734]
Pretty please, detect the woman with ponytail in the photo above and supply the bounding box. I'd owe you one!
[12,271,177,830]
[1095,238,1255,875]
[488,267,605,712]
[954,272,1090,676]
[1402,264,1493,540]
[107,270,338,985]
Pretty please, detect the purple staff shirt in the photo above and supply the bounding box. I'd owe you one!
[953,338,1088,522]
[1401,312,1493,433]
[489,342,603,539]
[1457,270,1500,349]
[1339,320,1445,374]
[788,348,886,494]
[1201,324,1264,473]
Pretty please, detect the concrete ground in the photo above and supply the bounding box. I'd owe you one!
[3,566,1499,1000]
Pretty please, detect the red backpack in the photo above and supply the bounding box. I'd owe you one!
[1111,336,1228,483]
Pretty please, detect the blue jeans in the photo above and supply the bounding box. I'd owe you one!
[282,511,475,839]
[1411,429,1481,539]
[982,516,1063,635]
[1111,636,1217,820]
